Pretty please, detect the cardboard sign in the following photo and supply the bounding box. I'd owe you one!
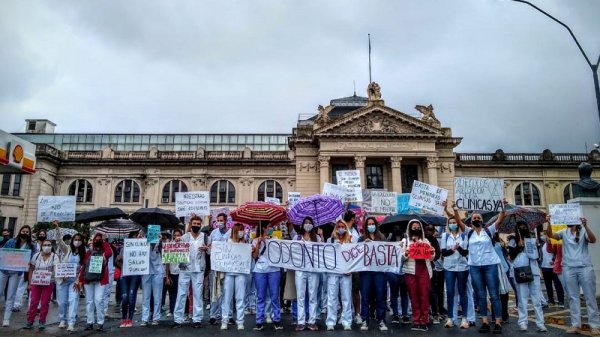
[407,241,434,260]
[524,238,539,260]
[408,181,448,215]
[454,177,504,211]
[31,270,52,286]
[336,170,363,202]
[55,263,77,278]
[37,196,76,222]
[162,242,191,264]
[396,193,420,214]
[366,191,398,214]
[88,255,103,274]
[549,204,581,225]
[147,225,161,244]
[175,191,210,217]
[265,197,281,205]
[0,248,31,272]
[322,183,348,201]
[288,192,301,208]
[122,239,150,276]
[210,241,252,274]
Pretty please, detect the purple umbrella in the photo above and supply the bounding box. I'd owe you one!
[288,194,344,226]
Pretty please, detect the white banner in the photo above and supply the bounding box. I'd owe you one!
[365,191,397,214]
[210,241,252,274]
[336,170,363,202]
[265,240,402,274]
[122,239,150,276]
[175,191,210,217]
[31,270,52,286]
[408,181,448,215]
[37,196,76,222]
[454,177,504,211]
[549,203,582,225]
[322,183,348,201]
[55,263,77,278]
[287,192,301,207]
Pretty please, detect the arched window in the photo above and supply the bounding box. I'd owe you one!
[114,180,141,203]
[210,180,236,204]
[68,179,93,203]
[257,180,283,201]
[514,182,541,206]
[563,183,576,203]
[162,180,188,203]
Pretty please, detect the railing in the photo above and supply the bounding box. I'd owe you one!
[457,152,593,162]
[113,151,148,160]
[66,151,102,160]
[252,151,289,160]
[206,151,243,160]
[158,151,196,160]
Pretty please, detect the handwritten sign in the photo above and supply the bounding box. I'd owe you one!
[397,193,421,214]
[31,270,52,286]
[210,241,252,274]
[88,255,103,274]
[162,242,191,264]
[365,191,398,214]
[409,181,448,215]
[37,196,76,222]
[336,170,363,202]
[322,183,348,202]
[524,238,539,260]
[265,197,281,205]
[122,239,150,276]
[147,225,161,244]
[549,204,581,225]
[175,191,210,217]
[288,192,301,208]
[0,248,31,272]
[55,263,77,278]
[454,177,504,211]
[407,241,433,260]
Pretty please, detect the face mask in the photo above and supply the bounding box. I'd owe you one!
[472,220,482,227]
[20,233,29,240]
[337,228,346,235]
[267,228,274,236]
[42,246,52,254]
[303,223,314,232]
[64,240,71,246]
[94,240,102,248]
[217,222,225,229]
[449,224,458,232]
[367,225,376,233]
[38,236,46,241]
[73,240,82,247]
[2,235,9,240]
[409,229,421,236]
[237,231,245,239]
[191,226,201,233]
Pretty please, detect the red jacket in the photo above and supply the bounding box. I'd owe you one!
[546,242,563,275]
[79,241,113,285]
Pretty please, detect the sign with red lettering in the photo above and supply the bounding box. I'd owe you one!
[0,248,31,272]
[407,241,433,260]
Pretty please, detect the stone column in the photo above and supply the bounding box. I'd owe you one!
[390,156,402,193]
[354,155,366,188]
[318,155,330,191]
[426,157,438,186]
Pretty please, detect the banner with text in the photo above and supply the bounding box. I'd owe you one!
[397,193,421,214]
[549,204,581,225]
[31,270,52,286]
[288,192,301,208]
[322,183,348,202]
[175,191,210,217]
[454,177,504,211]
[336,170,363,202]
[265,239,402,274]
[122,238,150,276]
[55,263,78,278]
[147,225,161,244]
[37,196,76,222]
[0,248,31,272]
[210,241,252,274]
[408,181,448,216]
[162,242,191,264]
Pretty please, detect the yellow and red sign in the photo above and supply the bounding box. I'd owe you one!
[0,130,36,174]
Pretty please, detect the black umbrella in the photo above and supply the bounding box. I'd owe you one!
[129,207,181,229]
[380,213,448,234]
[94,219,141,239]
[76,207,127,223]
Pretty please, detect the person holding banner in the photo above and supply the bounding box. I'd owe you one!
[294,217,321,331]
[209,213,231,326]
[343,211,362,325]
[163,229,183,318]
[325,220,353,331]
[118,231,142,328]
[546,216,600,335]
[0,225,36,327]
[54,222,86,332]
[140,230,164,326]
[358,217,388,332]
[441,217,470,329]
[221,223,249,331]
[24,239,58,331]
[77,233,113,332]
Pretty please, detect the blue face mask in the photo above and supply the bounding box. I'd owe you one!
[367,225,376,233]
[267,228,274,236]
[449,224,458,232]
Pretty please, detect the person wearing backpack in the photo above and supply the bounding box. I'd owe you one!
[77,233,113,332]
[441,216,470,329]
[23,239,58,331]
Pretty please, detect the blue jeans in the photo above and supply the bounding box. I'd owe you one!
[470,264,501,320]
[120,275,141,320]
[359,271,386,322]
[141,273,164,322]
[445,270,469,320]
[57,279,80,325]
[254,271,281,324]
[386,272,409,317]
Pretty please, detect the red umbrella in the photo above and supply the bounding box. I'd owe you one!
[230,201,288,226]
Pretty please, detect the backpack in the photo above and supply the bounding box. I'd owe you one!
[84,250,105,283]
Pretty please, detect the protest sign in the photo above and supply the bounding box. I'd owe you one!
[549,204,581,225]
[37,196,76,222]
[0,248,31,272]
[408,181,448,215]
[265,197,281,205]
[265,240,402,274]
[396,193,420,214]
[524,238,539,260]
[175,191,210,217]
[366,191,397,214]
[122,238,150,276]
[454,177,504,211]
[322,183,348,202]
[147,225,161,244]
[287,192,301,208]
[407,241,434,260]
[336,170,363,202]
[88,255,103,274]
[210,241,252,274]
[31,270,52,286]
[55,263,77,278]
[162,242,191,264]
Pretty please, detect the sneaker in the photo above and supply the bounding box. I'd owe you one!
[402,316,411,324]
[237,324,244,330]
[192,322,203,328]
[537,325,548,332]
[228,318,235,325]
[421,325,430,331]
[84,324,93,330]
[360,321,368,331]
[266,317,273,324]
[354,314,363,324]
[120,320,128,328]
[140,321,148,327]
[126,319,133,327]
[493,324,502,334]
[391,315,400,324]
[445,318,454,328]
[558,303,565,309]
[433,316,441,325]
[566,327,581,334]
[542,304,549,309]
[519,324,527,331]
[2,320,8,327]
[151,320,159,326]
[460,318,469,329]
[221,323,228,330]
[172,323,183,329]
[470,321,476,327]
[343,325,351,331]
[379,321,388,331]
[209,318,217,325]
[96,324,104,332]
[58,321,67,329]
[479,323,491,333]
[166,312,172,317]
[254,324,264,331]
[327,325,334,331]
[308,323,319,331]
[12,307,21,312]
[67,324,75,332]
[296,324,306,331]
[274,322,283,330]
[23,323,34,330]
[412,324,427,331]
[38,324,46,331]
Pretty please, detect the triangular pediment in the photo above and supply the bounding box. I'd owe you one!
[315,104,442,137]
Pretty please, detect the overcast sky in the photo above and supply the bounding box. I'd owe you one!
[1,0,599,152]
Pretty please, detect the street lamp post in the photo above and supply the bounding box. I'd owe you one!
[512,0,600,128]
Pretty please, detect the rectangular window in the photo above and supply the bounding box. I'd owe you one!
[366,165,384,189]
[401,165,419,194]
[1,175,11,195]
[7,218,17,235]
[0,217,5,230]
[12,174,21,197]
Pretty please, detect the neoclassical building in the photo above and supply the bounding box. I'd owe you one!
[1,83,598,233]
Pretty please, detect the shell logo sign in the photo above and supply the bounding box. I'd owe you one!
[0,130,36,174]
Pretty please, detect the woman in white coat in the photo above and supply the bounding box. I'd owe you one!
[325,220,353,331]
[221,223,249,331]
[294,216,321,331]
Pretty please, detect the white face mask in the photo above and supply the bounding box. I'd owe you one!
[42,246,52,254]
[303,223,314,232]
[73,240,82,247]
[217,221,225,229]
[237,231,245,239]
